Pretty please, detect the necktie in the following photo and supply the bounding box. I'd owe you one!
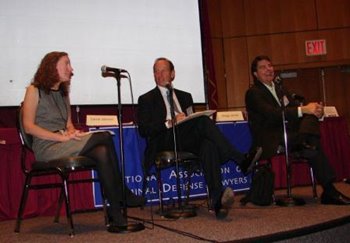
[166,90,180,114]
[274,86,283,106]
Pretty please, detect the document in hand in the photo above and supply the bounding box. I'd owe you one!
[176,110,216,125]
[81,129,115,136]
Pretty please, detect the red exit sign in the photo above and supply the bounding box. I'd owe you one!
[305,39,327,56]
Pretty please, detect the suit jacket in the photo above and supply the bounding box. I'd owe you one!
[137,87,193,170]
[245,80,320,159]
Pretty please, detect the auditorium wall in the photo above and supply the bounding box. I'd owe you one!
[206,0,350,132]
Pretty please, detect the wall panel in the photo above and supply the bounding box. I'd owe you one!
[220,0,246,37]
[206,0,223,38]
[323,66,350,120]
[244,0,317,35]
[212,39,228,109]
[282,69,323,105]
[223,38,249,108]
[247,29,350,70]
[316,0,350,29]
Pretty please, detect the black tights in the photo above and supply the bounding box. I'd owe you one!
[79,132,124,214]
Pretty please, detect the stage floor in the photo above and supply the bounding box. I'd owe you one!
[2,182,350,242]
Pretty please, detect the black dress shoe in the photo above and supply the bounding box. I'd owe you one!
[107,211,128,233]
[214,187,234,219]
[107,221,128,233]
[240,147,262,175]
[321,192,350,205]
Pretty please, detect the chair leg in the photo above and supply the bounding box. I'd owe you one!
[309,167,318,199]
[139,173,155,229]
[205,185,212,211]
[14,175,32,233]
[156,168,164,215]
[99,184,109,226]
[62,176,75,236]
[184,166,192,206]
[54,189,65,223]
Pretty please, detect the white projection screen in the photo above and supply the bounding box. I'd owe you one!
[0,0,206,106]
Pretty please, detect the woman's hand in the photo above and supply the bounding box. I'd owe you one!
[59,130,83,142]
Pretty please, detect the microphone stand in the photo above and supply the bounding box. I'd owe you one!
[111,71,145,232]
[164,85,196,219]
[274,80,305,206]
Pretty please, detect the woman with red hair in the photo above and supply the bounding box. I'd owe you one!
[22,51,145,231]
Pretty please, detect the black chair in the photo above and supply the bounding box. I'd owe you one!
[277,144,317,199]
[156,151,206,215]
[266,147,318,201]
[14,106,108,236]
[143,150,209,216]
[282,156,317,199]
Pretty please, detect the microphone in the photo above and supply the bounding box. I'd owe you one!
[101,65,127,74]
[291,93,305,102]
[274,75,282,85]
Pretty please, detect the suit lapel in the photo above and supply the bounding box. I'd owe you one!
[154,87,167,119]
[257,81,281,107]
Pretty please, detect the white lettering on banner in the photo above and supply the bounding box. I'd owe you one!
[222,177,248,186]
[162,181,205,193]
[143,187,157,195]
[124,175,143,183]
[168,170,204,180]
[235,165,242,173]
[146,174,157,181]
[221,167,230,174]
[169,170,187,179]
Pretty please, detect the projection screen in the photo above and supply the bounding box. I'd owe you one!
[0,0,205,106]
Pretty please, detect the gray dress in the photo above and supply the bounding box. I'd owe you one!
[32,88,92,161]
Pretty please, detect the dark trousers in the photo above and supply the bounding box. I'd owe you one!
[296,134,336,187]
[154,116,245,202]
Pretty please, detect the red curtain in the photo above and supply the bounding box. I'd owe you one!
[200,0,218,109]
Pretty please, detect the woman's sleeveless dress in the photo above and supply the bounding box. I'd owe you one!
[32,89,92,161]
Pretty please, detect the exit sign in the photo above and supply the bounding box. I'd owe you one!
[305,39,327,56]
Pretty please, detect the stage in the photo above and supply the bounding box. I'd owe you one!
[2,182,349,242]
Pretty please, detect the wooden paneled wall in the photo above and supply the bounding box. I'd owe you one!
[206,0,350,130]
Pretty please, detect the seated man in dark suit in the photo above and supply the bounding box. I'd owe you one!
[137,57,262,219]
[245,55,350,205]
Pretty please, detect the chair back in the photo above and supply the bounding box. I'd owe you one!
[17,105,34,151]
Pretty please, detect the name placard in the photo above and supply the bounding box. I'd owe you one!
[86,115,118,126]
[324,106,339,117]
[216,111,244,122]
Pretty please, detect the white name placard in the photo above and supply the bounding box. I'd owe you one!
[324,106,339,117]
[216,111,244,122]
[86,115,118,126]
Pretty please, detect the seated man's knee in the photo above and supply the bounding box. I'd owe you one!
[197,115,214,127]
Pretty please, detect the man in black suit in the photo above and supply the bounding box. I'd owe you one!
[245,55,350,205]
[137,57,262,219]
